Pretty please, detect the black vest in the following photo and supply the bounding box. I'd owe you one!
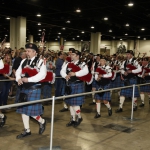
[21,57,41,88]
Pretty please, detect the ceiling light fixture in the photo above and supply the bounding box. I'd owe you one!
[91,26,94,29]
[55,39,58,40]
[104,17,108,20]
[128,2,134,7]
[5,35,8,36]
[81,40,83,41]
[66,20,71,23]
[77,35,80,37]
[6,17,10,20]
[141,28,145,31]
[109,29,112,32]
[64,40,66,41]
[143,38,146,40]
[39,29,41,31]
[126,23,129,26]
[120,39,122,40]
[125,33,128,35]
[62,28,66,30]
[38,33,41,35]
[36,14,41,17]
[81,31,84,33]
[137,36,140,38]
[76,8,81,12]
[73,38,75,40]
[38,23,41,25]
[58,32,61,34]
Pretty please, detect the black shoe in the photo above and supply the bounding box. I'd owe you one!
[74,118,83,127]
[115,108,123,113]
[108,108,112,116]
[39,120,46,134]
[89,102,96,105]
[0,115,7,127]
[16,130,31,139]
[66,120,75,127]
[94,113,101,119]
[139,103,144,107]
[133,106,137,111]
[59,108,68,112]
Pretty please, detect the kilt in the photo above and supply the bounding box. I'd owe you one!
[110,74,123,89]
[94,83,111,101]
[16,85,43,116]
[120,77,140,97]
[140,79,150,93]
[92,78,98,88]
[65,82,85,106]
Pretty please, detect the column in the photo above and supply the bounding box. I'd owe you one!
[60,37,64,50]
[28,35,33,43]
[10,17,17,49]
[90,32,101,54]
[16,16,26,49]
[111,40,116,55]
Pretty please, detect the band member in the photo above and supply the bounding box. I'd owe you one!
[116,50,141,113]
[60,49,89,127]
[139,57,150,107]
[94,58,112,118]
[59,48,74,112]
[89,54,101,105]
[15,43,47,138]
[0,59,7,127]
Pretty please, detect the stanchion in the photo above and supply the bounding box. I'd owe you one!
[39,96,61,150]
[131,84,135,120]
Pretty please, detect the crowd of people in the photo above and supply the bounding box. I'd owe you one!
[0,44,150,139]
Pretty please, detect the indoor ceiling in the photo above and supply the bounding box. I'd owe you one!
[0,0,150,42]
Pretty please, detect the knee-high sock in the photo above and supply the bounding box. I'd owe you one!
[73,106,81,118]
[32,116,45,124]
[96,103,101,115]
[119,96,125,108]
[0,113,4,118]
[22,114,30,132]
[140,94,145,104]
[63,101,68,109]
[105,102,111,110]
[70,106,76,121]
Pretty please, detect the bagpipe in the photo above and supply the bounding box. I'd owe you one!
[0,63,9,74]
[67,63,93,84]
[22,65,53,83]
[95,67,116,80]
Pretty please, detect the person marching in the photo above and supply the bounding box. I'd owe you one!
[138,57,150,107]
[94,58,113,118]
[15,43,47,138]
[115,50,141,113]
[60,49,89,127]
[89,54,101,105]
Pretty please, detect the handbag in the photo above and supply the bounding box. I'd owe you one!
[17,93,28,103]
[65,81,72,95]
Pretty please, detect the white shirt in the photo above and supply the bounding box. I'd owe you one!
[15,57,47,82]
[60,60,89,78]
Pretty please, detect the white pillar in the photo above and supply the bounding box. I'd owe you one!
[28,35,33,43]
[111,40,116,55]
[90,32,101,54]
[10,17,17,49]
[16,16,26,49]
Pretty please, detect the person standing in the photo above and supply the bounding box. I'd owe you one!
[60,49,89,127]
[55,51,64,97]
[15,43,47,138]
